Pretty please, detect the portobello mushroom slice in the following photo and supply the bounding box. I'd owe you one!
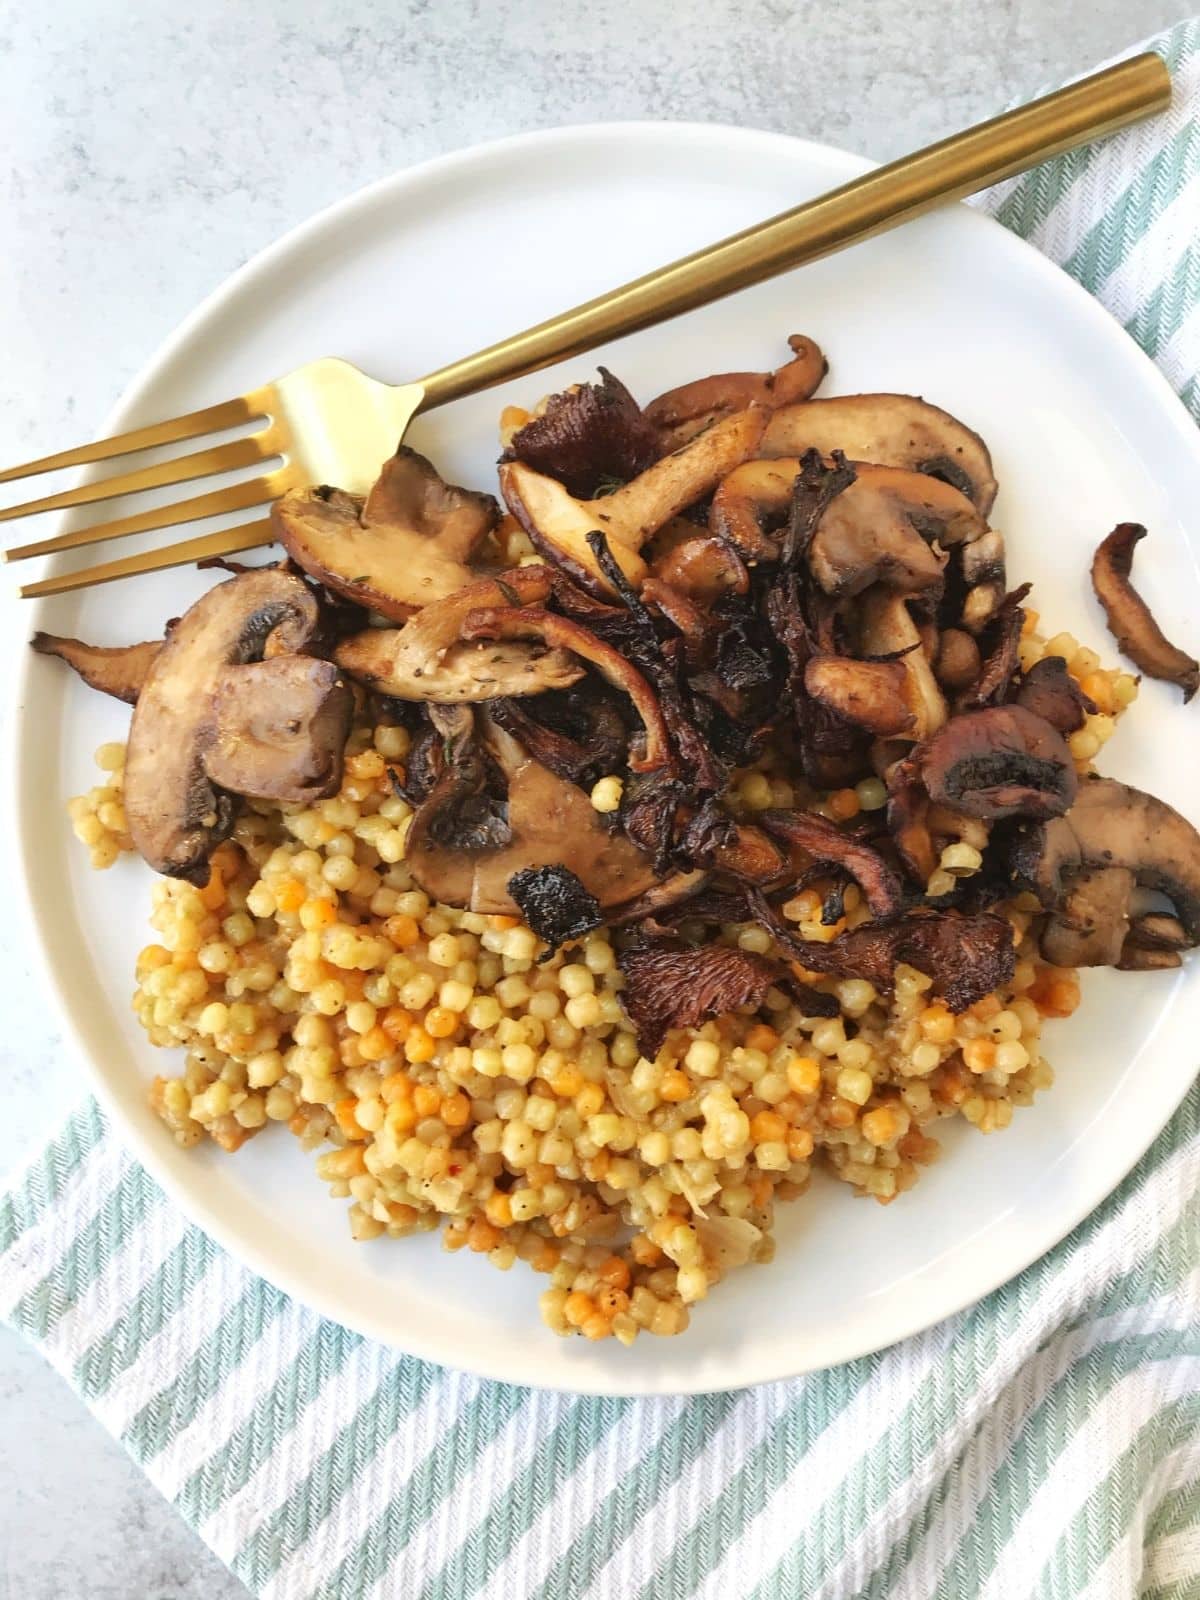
[1091,523,1198,701]
[1040,865,1135,967]
[272,446,499,621]
[333,567,583,702]
[31,632,162,704]
[125,570,351,882]
[919,704,1076,820]
[759,393,998,515]
[498,407,767,592]
[406,723,663,916]
[205,657,352,802]
[1012,775,1200,950]
[645,334,827,449]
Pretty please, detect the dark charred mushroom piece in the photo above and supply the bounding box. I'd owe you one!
[645,334,827,449]
[919,705,1077,821]
[124,570,349,882]
[1091,523,1198,701]
[489,686,627,786]
[710,450,857,565]
[31,632,162,705]
[1011,776,1200,953]
[504,368,660,497]
[957,585,1030,710]
[1014,656,1096,735]
[273,447,499,620]
[760,809,904,919]
[787,910,1015,1011]
[616,939,784,1058]
[885,753,938,885]
[507,865,603,951]
[759,393,998,515]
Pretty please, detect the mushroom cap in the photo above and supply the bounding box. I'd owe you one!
[273,447,498,621]
[124,569,337,881]
[1012,775,1200,944]
[759,393,998,515]
[919,704,1076,821]
[803,654,915,737]
[205,656,353,802]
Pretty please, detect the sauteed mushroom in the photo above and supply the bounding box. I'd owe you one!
[1091,522,1198,701]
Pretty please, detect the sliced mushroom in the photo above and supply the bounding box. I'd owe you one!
[1091,522,1198,701]
[333,568,583,702]
[957,584,1029,710]
[919,704,1076,820]
[648,534,749,602]
[31,632,162,704]
[760,808,904,919]
[406,722,661,915]
[125,570,349,881]
[645,334,827,449]
[807,466,987,600]
[1015,656,1096,735]
[505,367,660,496]
[205,657,353,802]
[803,655,915,737]
[1012,775,1200,946]
[1040,866,1134,967]
[273,447,498,621]
[759,393,998,515]
[616,939,783,1058]
[858,591,947,741]
[499,407,766,591]
[784,909,1015,1011]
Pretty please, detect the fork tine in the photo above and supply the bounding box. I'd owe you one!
[19,519,277,598]
[0,389,272,486]
[0,434,281,525]
[5,468,300,561]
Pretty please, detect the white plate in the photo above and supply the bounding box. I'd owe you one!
[13,122,1200,1397]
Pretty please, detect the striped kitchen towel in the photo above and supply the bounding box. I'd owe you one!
[4,18,1200,1600]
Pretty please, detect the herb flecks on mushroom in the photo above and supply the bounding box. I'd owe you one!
[32,632,162,704]
[333,567,584,703]
[1091,522,1198,702]
[124,569,351,882]
[645,334,827,449]
[273,445,498,621]
[499,407,767,592]
[759,393,998,515]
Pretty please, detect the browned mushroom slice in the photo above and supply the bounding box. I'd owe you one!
[1014,656,1096,735]
[858,591,947,742]
[957,584,1030,710]
[499,407,767,591]
[959,527,1008,631]
[124,570,347,882]
[1091,523,1198,701]
[31,632,162,704]
[333,568,583,702]
[505,368,660,497]
[205,657,353,802]
[616,939,783,1057]
[273,447,498,621]
[786,909,1015,1011]
[1040,866,1135,967]
[459,605,673,771]
[1126,912,1189,951]
[406,723,662,915]
[803,655,914,737]
[919,704,1076,820]
[759,394,998,515]
[1012,775,1200,946]
[648,534,749,603]
[645,334,827,449]
[885,753,938,884]
[760,808,904,919]
[1117,943,1182,972]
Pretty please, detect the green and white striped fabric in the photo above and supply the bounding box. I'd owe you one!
[4,20,1200,1598]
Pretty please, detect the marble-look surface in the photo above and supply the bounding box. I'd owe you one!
[0,1,1189,1595]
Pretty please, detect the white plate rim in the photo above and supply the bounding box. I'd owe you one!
[10,118,1200,1395]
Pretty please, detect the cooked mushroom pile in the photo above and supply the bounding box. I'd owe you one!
[39,333,1200,1347]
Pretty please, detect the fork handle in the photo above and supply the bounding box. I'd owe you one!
[415,51,1168,411]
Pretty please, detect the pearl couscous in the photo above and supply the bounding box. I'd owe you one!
[67,615,1127,1345]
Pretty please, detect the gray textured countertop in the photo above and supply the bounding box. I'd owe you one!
[0,1,1189,1595]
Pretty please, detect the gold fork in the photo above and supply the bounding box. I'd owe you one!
[5,52,1170,599]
